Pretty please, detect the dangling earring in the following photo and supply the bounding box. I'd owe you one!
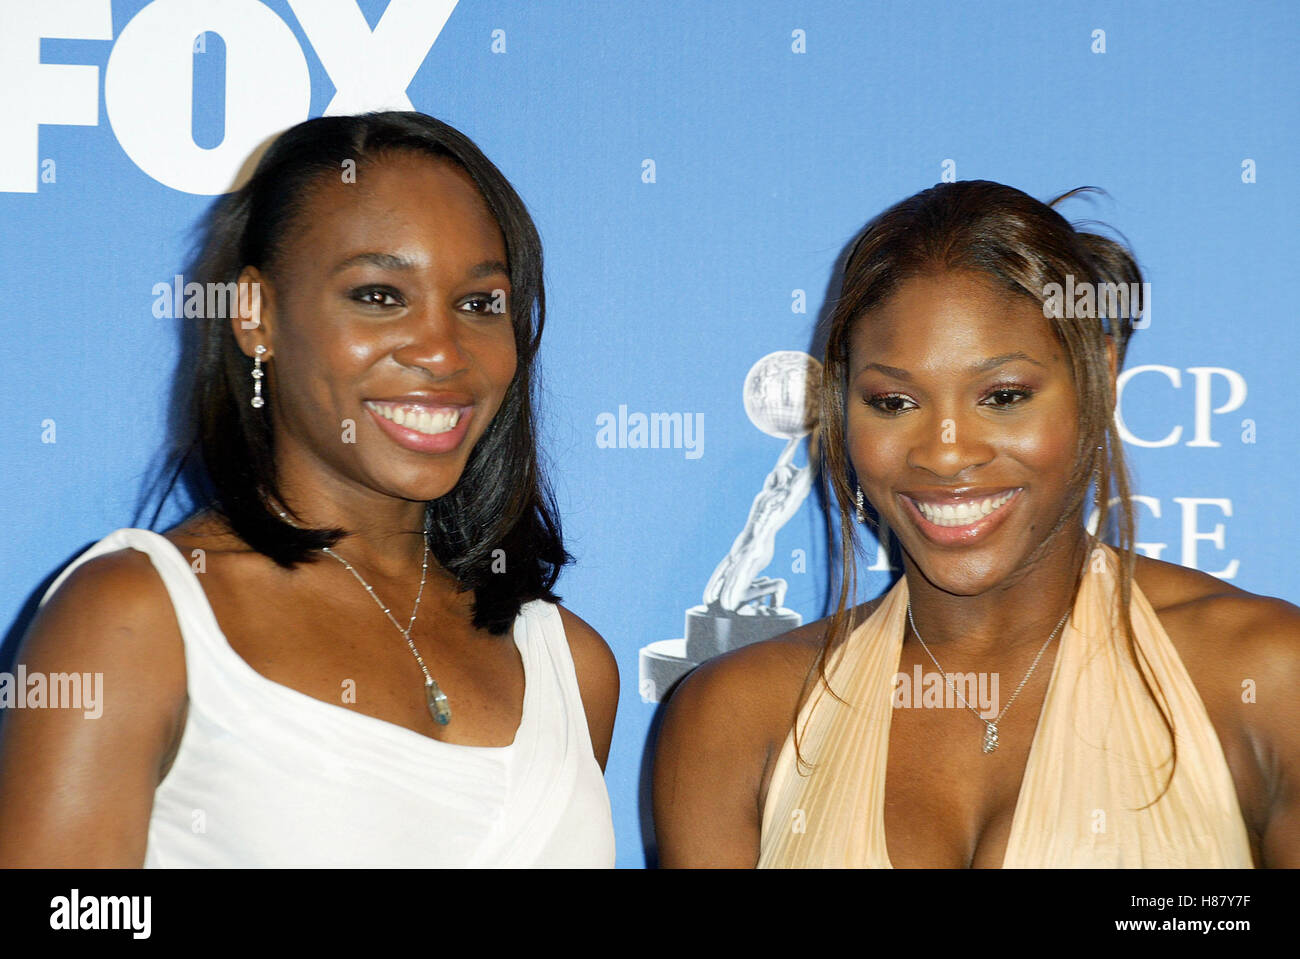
[855,485,866,523]
[251,344,267,409]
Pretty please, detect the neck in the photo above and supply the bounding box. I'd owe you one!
[271,476,435,586]
[902,528,1091,661]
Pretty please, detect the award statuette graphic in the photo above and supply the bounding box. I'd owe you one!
[640,350,822,703]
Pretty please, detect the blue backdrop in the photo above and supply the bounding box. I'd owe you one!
[1,0,1296,867]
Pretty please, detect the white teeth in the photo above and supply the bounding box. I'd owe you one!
[915,491,1015,528]
[370,403,461,436]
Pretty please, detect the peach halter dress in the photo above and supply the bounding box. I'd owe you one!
[758,545,1253,867]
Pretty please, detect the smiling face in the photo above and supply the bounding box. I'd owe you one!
[240,151,517,506]
[847,269,1084,596]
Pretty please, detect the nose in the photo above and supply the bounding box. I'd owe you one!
[905,408,995,479]
[392,303,470,379]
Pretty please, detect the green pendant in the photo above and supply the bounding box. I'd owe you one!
[425,678,451,726]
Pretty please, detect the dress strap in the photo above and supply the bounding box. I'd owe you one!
[1003,545,1254,866]
[39,527,251,705]
[757,577,908,867]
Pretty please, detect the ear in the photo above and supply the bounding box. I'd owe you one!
[230,265,274,359]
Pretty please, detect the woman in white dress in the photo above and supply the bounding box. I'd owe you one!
[0,112,618,867]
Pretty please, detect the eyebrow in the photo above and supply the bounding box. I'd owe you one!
[331,253,509,279]
[469,259,510,279]
[857,351,1046,380]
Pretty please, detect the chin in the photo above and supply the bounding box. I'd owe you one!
[901,550,1011,597]
[364,462,467,505]
[407,478,465,504]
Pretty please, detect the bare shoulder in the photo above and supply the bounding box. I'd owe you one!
[23,544,189,723]
[658,599,881,791]
[0,543,188,865]
[664,599,878,736]
[1134,553,1300,683]
[37,545,187,656]
[555,605,619,701]
[555,605,619,770]
[1133,554,1300,864]
[665,617,827,735]
[652,601,878,867]
[556,605,616,673]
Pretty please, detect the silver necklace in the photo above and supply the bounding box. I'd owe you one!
[276,508,451,726]
[905,602,1069,754]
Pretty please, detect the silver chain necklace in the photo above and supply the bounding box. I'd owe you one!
[276,508,451,726]
[905,602,1070,754]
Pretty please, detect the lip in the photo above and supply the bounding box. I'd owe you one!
[897,487,1023,547]
[363,396,475,454]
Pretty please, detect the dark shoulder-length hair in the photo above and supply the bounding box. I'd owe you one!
[809,179,1174,799]
[151,111,568,635]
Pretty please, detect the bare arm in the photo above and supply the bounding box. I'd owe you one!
[0,551,187,866]
[653,658,767,867]
[557,605,619,771]
[652,624,827,868]
[1245,600,1300,867]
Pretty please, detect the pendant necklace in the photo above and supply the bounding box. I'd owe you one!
[277,508,451,726]
[905,602,1070,753]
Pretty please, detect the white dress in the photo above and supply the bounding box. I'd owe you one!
[40,528,616,867]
